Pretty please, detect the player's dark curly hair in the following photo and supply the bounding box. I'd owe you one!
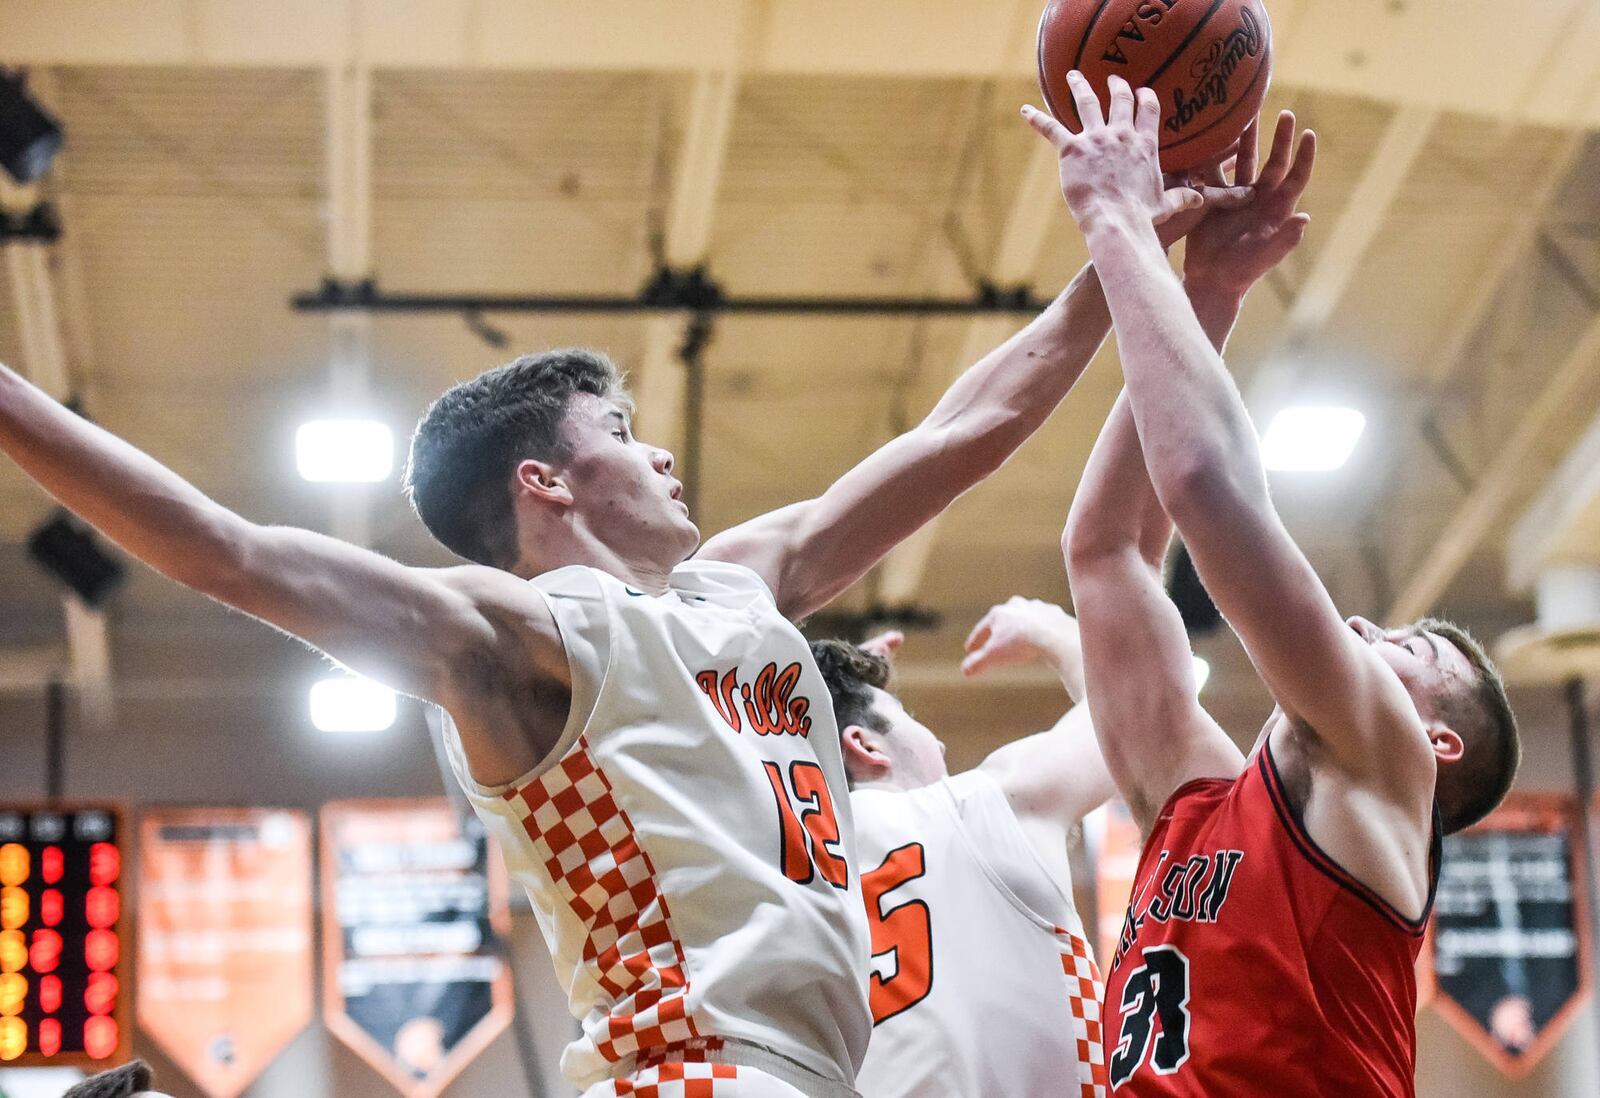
[62,1060,154,1098]
[1421,618,1520,835]
[810,639,893,736]
[405,348,632,569]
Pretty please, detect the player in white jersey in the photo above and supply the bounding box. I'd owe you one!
[0,178,1241,1092]
[812,598,1116,1098]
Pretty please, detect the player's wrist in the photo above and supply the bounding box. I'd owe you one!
[1080,203,1162,254]
[1182,276,1249,316]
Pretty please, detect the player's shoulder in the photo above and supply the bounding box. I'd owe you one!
[851,779,957,824]
[672,557,779,604]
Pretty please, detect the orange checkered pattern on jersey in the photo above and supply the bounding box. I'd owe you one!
[603,1061,741,1097]
[1060,930,1110,1098]
[504,740,700,1063]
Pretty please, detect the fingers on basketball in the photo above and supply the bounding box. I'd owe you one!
[1135,86,1162,141]
[1107,76,1137,126]
[1234,117,1261,186]
[1066,70,1105,128]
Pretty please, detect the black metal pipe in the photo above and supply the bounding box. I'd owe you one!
[1565,678,1600,1059]
[45,678,65,801]
[290,289,1050,318]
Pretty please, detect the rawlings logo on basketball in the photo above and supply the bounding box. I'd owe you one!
[1165,8,1263,135]
[696,663,814,737]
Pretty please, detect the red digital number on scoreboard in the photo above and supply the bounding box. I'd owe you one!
[0,808,124,1067]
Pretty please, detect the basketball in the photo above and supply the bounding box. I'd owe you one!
[1037,0,1273,172]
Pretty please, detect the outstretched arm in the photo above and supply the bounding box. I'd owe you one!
[1066,393,1240,831]
[0,365,568,781]
[966,599,1115,827]
[1039,78,1429,789]
[698,175,1242,622]
[699,264,1115,619]
[1062,109,1325,830]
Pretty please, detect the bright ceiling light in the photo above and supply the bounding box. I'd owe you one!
[1260,406,1366,473]
[310,675,397,733]
[295,420,394,483]
[1192,656,1212,694]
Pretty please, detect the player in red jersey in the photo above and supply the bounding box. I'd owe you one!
[1028,78,1522,1095]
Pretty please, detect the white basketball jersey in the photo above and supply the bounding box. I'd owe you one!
[441,561,871,1094]
[851,771,1109,1098]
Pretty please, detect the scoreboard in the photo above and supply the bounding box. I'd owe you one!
[0,806,125,1066]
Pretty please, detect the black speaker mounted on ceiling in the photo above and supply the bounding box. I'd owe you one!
[28,510,126,608]
[0,69,65,185]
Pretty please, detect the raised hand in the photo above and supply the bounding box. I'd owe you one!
[962,597,1084,700]
[1023,73,1205,234]
[1183,110,1317,296]
[859,629,906,662]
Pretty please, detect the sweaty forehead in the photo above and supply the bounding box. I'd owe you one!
[560,394,629,442]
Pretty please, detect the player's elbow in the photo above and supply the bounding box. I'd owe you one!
[920,408,1022,484]
[1158,451,1260,532]
[1064,499,1130,574]
[162,504,262,598]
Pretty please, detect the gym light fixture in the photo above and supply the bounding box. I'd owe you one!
[1192,656,1212,694]
[295,419,394,483]
[1261,406,1366,473]
[0,70,64,185]
[309,675,397,733]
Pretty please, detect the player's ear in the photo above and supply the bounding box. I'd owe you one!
[841,724,892,785]
[514,459,573,508]
[1427,723,1465,764]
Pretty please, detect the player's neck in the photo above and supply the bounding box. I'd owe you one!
[514,526,675,594]
[855,771,926,794]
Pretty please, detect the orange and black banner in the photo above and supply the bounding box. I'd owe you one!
[1425,794,1593,1077]
[0,804,127,1069]
[136,809,313,1098]
[321,799,512,1098]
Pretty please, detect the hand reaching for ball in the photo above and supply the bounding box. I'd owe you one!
[1182,110,1317,298]
[1024,73,1250,242]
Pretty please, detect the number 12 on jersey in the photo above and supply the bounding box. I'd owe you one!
[762,761,849,889]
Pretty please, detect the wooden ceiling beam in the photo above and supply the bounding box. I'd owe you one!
[1245,105,1436,415]
[322,61,377,547]
[1508,407,1600,593]
[876,137,1083,606]
[632,65,743,458]
[0,172,116,728]
[1388,308,1600,623]
[10,0,1600,129]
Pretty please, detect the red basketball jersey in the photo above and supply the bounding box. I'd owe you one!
[1102,741,1439,1096]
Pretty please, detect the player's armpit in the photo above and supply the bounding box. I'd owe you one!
[979,706,1117,830]
[222,528,573,775]
[1067,549,1243,833]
